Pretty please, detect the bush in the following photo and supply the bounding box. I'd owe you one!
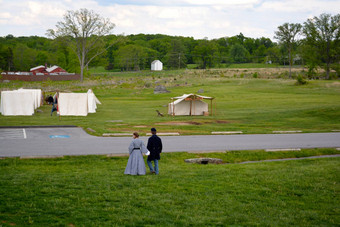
[253,72,258,78]
[278,71,289,79]
[144,82,152,88]
[296,74,307,85]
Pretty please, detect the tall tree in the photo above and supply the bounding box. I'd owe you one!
[35,51,48,65]
[192,39,218,69]
[274,23,302,78]
[13,44,36,71]
[115,44,149,71]
[6,47,14,71]
[302,13,340,79]
[166,39,187,69]
[47,8,115,81]
[229,44,249,63]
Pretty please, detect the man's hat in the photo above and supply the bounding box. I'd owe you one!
[151,128,157,132]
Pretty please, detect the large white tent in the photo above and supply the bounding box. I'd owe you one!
[0,89,42,116]
[168,94,214,116]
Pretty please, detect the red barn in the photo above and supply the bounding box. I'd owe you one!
[30,65,46,74]
[29,65,67,75]
[46,65,67,74]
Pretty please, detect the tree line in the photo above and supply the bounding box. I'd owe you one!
[0,11,338,80]
[0,32,276,71]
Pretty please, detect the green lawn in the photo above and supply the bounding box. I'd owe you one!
[0,68,340,136]
[0,149,339,226]
[1,68,339,226]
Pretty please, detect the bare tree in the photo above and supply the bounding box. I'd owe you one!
[47,8,115,81]
[274,23,302,78]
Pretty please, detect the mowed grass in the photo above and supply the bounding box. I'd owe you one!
[0,68,339,135]
[0,149,339,226]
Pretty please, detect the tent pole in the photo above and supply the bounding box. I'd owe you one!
[57,91,61,121]
[189,100,192,116]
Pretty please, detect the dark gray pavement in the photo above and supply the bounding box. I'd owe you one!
[1,127,340,157]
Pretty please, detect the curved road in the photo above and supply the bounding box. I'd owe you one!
[0,127,340,157]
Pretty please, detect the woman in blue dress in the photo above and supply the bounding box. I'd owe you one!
[124,132,148,175]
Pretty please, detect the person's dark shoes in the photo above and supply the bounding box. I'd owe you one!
[151,171,155,174]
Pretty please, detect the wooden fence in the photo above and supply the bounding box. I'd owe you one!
[1,73,80,81]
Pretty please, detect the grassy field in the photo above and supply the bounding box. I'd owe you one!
[0,68,340,136]
[0,149,339,226]
[1,68,339,226]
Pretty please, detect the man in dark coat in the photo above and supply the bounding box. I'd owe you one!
[147,128,162,175]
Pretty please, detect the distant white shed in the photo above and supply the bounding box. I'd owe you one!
[151,60,163,71]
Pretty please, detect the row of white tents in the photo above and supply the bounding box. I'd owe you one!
[1,89,213,116]
[0,89,101,116]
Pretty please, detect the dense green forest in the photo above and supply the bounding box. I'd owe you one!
[0,33,280,72]
[0,13,339,78]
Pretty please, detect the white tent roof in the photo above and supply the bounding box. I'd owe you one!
[173,93,213,102]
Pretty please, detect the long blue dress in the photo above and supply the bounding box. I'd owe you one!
[124,138,148,175]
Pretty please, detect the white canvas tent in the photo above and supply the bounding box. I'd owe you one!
[87,89,101,113]
[0,89,42,116]
[151,60,163,71]
[168,94,214,116]
[58,93,88,116]
[17,88,42,109]
[57,89,101,116]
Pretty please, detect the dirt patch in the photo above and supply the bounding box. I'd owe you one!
[215,120,230,124]
[326,82,340,87]
[185,158,223,164]
[156,121,202,126]
[156,120,231,125]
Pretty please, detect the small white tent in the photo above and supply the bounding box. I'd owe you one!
[57,89,101,116]
[58,93,88,116]
[151,60,163,71]
[168,94,214,116]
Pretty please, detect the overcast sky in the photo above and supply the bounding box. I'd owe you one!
[0,0,339,40]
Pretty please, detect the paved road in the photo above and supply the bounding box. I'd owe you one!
[0,127,340,157]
